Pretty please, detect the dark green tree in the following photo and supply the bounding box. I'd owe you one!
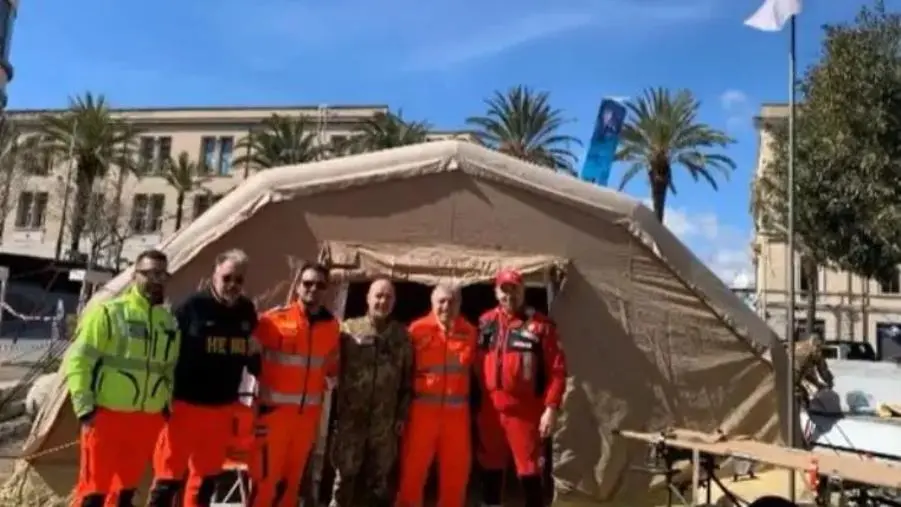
[467,86,581,173]
[233,114,321,171]
[339,111,430,155]
[755,1,901,336]
[616,87,736,222]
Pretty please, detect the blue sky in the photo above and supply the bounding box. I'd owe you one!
[6,0,875,287]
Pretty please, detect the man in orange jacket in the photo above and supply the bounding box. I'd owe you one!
[476,269,567,507]
[396,284,477,507]
[250,263,340,507]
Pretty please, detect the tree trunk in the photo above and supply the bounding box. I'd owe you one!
[0,169,13,242]
[68,173,93,258]
[804,258,819,339]
[650,179,667,222]
[175,192,184,231]
[109,167,127,268]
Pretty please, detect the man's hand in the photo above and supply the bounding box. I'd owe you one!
[394,421,405,436]
[539,407,557,439]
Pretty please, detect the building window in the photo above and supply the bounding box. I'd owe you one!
[794,318,825,340]
[199,136,234,176]
[798,257,818,295]
[158,136,172,166]
[22,137,53,175]
[192,193,222,219]
[200,137,216,172]
[880,269,901,294]
[138,137,155,169]
[139,136,172,173]
[14,191,48,229]
[129,193,165,234]
[218,137,233,176]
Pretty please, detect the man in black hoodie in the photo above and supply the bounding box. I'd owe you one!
[148,249,260,507]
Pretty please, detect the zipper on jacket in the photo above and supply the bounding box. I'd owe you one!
[494,315,505,391]
[441,326,448,408]
[299,322,313,412]
[140,306,154,411]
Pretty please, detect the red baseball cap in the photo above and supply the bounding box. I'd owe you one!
[495,268,523,287]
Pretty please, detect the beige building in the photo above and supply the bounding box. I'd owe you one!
[752,104,901,356]
[0,105,469,268]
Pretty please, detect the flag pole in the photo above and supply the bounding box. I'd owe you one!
[785,13,798,503]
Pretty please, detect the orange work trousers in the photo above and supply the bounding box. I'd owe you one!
[396,402,472,507]
[250,406,322,507]
[152,400,235,506]
[72,408,164,506]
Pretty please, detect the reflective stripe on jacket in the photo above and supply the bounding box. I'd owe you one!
[63,286,180,418]
[408,313,476,408]
[254,302,340,408]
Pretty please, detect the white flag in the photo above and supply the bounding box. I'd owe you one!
[744,0,802,32]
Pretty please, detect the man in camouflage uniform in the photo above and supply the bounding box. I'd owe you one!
[330,278,414,507]
[793,333,834,408]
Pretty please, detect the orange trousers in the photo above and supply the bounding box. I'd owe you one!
[396,403,472,507]
[180,404,256,505]
[151,400,236,506]
[72,408,164,506]
[250,406,322,507]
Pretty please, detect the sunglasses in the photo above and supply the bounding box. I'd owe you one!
[300,280,327,290]
[136,269,170,281]
[221,274,245,285]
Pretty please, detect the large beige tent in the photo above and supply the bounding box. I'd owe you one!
[19,140,789,503]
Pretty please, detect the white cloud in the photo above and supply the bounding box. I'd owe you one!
[719,89,753,133]
[651,202,754,289]
[408,0,718,71]
[201,0,719,72]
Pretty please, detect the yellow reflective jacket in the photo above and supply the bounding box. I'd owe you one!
[63,286,181,418]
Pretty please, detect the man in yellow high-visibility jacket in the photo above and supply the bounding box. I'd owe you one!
[64,249,181,507]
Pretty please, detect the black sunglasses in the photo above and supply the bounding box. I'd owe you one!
[222,274,245,285]
[300,280,327,290]
[136,269,170,281]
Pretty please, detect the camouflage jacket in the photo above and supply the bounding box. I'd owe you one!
[334,316,414,428]
[794,339,834,388]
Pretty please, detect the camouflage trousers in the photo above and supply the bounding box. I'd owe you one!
[329,424,399,507]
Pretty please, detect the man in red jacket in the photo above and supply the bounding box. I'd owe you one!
[476,269,567,507]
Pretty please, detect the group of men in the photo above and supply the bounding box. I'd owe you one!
[63,247,567,507]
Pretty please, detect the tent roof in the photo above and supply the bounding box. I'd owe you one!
[119,139,773,353]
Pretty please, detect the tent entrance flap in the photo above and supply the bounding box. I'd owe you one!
[318,241,568,287]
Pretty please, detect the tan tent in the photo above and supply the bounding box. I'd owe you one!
[19,140,789,503]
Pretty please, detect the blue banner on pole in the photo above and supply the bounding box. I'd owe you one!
[579,98,626,187]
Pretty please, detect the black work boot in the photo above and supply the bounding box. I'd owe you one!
[116,488,137,507]
[520,474,545,507]
[147,479,184,507]
[80,493,105,507]
[480,469,504,507]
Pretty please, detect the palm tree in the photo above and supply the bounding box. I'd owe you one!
[466,86,581,173]
[162,151,210,231]
[616,87,736,222]
[340,111,430,155]
[232,114,321,171]
[38,92,139,257]
[0,117,21,241]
